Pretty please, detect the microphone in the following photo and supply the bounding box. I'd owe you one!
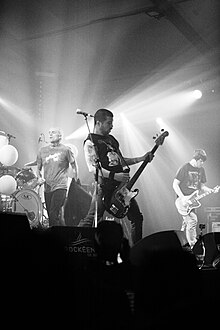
[38,133,43,143]
[76,109,94,117]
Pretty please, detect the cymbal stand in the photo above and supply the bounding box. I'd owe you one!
[6,132,16,144]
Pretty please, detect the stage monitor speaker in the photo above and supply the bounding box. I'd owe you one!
[0,212,32,272]
[203,232,220,266]
[130,230,189,267]
[64,179,92,226]
[0,211,31,244]
[46,226,97,270]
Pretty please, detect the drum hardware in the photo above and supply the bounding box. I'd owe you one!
[15,168,37,190]
[0,165,21,178]
[15,168,45,191]
[0,130,16,143]
[0,194,13,212]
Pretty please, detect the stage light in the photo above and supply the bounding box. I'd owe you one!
[192,89,202,99]
[156,117,164,127]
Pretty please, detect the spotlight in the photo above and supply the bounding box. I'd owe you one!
[192,90,202,100]
[156,117,164,128]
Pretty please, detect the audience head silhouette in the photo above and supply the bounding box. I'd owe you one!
[94,220,126,264]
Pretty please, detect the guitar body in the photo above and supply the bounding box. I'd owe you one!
[175,191,201,216]
[175,186,220,216]
[105,184,139,218]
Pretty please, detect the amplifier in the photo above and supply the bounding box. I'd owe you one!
[212,222,220,232]
[204,207,220,233]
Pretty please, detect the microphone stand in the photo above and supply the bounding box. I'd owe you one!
[6,133,16,144]
[83,114,101,228]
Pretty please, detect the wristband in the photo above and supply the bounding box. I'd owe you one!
[109,171,115,180]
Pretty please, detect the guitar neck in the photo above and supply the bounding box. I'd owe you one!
[127,144,158,190]
[196,190,212,201]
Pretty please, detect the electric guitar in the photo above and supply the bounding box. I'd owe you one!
[103,130,169,218]
[175,185,220,216]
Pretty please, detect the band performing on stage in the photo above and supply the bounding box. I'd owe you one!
[0,115,219,252]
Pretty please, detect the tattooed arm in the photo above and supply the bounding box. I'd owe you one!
[84,140,99,172]
[84,140,129,182]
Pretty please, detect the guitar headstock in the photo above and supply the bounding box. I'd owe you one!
[153,129,169,146]
[213,185,220,193]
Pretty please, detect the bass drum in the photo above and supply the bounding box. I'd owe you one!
[13,189,42,228]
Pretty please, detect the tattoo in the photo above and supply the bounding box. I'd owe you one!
[87,145,97,166]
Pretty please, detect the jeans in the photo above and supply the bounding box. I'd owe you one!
[181,211,198,248]
[44,189,67,227]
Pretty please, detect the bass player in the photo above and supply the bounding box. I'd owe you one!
[173,149,216,248]
[78,108,153,245]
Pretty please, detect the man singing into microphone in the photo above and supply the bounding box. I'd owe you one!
[78,108,153,245]
[36,127,78,227]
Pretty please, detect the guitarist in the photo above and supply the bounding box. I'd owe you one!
[173,149,214,248]
[78,108,153,245]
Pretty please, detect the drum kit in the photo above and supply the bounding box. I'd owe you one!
[0,165,46,228]
[0,131,46,228]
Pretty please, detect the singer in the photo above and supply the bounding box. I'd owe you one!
[78,108,154,245]
[36,127,79,227]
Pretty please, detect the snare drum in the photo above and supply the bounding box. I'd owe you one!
[12,189,42,228]
[16,168,38,190]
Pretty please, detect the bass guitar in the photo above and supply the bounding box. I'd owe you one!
[103,130,169,218]
[175,185,220,216]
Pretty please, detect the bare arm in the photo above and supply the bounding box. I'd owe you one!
[70,159,79,181]
[122,151,154,166]
[35,152,43,179]
[201,183,214,193]
[173,178,185,198]
[36,164,42,179]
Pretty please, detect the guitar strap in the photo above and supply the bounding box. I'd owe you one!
[117,148,130,172]
[93,143,105,179]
